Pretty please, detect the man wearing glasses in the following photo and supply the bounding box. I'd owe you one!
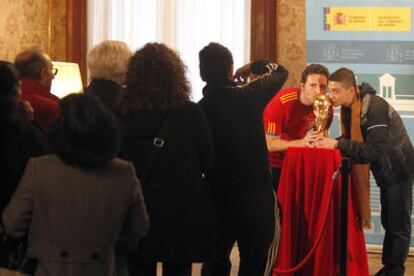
[15,47,59,131]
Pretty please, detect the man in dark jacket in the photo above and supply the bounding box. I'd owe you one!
[198,42,288,276]
[316,68,414,276]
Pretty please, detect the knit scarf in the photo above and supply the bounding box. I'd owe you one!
[340,91,371,229]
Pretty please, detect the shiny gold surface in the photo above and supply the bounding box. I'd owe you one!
[313,94,331,134]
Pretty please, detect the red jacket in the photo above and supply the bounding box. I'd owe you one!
[20,78,60,132]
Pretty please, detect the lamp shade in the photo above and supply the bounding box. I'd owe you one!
[51,61,83,98]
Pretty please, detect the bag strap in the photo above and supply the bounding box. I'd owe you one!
[140,113,174,186]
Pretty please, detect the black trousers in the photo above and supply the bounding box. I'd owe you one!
[380,179,413,275]
[270,167,282,193]
[128,261,192,276]
[202,194,280,276]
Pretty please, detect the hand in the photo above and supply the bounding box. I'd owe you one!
[314,137,338,149]
[356,218,372,229]
[18,100,34,121]
[302,131,320,147]
[233,62,252,84]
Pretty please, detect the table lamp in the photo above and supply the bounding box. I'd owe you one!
[50,61,83,98]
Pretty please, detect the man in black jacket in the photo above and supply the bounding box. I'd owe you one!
[198,42,288,276]
[316,68,414,276]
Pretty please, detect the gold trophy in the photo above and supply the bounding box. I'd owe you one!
[313,95,331,136]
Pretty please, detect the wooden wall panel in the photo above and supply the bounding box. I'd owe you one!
[251,0,307,88]
[251,0,276,62]
[275,0,306,87]
[66,0,87,87]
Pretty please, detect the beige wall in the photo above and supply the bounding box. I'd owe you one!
[0,0,66,62]
[276,0,306,88]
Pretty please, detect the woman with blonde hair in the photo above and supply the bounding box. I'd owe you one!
[118,43,214,276]
[86,40,132,111]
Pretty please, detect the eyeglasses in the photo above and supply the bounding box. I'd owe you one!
[52,68,58,76]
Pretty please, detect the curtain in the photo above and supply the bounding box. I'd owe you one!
[88,0,251,101]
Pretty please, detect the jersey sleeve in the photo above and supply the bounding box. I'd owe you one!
[263,96,284,136]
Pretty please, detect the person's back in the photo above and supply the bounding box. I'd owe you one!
[200,79,278,197]
[2,94,149,276]
[0,61,47,271]
[198,45,288,200]
[118,102,214,260]
[198,42,288,276]
[358,84,414,185]
[0,122,44,211]
[85,78,123,111]
[11,155,144,276]
[118,43,214,276]
[14,47,60,132]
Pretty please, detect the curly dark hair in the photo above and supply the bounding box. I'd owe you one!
[199,42,233,83]
[50,94,120,168]
[120,43,190,112]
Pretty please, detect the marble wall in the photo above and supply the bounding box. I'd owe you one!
[276,0,306,88]
[0,0,66,62]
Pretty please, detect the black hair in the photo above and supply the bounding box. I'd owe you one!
[199,42,233,83]
[301,64,329,84]
[50,93,120,168]
[329,67,357,89]
[0,61,20,116]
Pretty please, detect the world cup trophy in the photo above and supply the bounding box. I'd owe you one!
[313,95,331,136]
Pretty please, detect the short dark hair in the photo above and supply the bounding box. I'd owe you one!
[50,94,120,168]
[329,68,357,89]
[301,64,329,84]
[121,43,190,112]
[199,42,233,82]
[0,61,20,115]
[14,46,49,79]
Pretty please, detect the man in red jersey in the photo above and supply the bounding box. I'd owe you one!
[15,47,59,132]
[263,64,333,191]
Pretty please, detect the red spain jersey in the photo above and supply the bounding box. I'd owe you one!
[263,87,332,168]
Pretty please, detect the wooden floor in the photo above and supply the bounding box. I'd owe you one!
[171,246,413,276]
[0,248,413,275]
[191,250,414,275]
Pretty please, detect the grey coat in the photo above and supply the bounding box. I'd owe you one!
[1,155,149,276]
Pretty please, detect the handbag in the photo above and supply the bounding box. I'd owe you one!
[0,221,27,271]
[0,219,37,275]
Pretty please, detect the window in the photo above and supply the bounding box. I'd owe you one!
[88,0,251,101]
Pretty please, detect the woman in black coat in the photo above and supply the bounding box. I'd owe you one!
[117,43,214,276]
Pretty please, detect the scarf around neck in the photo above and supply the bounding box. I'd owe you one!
[340,90,371,229]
